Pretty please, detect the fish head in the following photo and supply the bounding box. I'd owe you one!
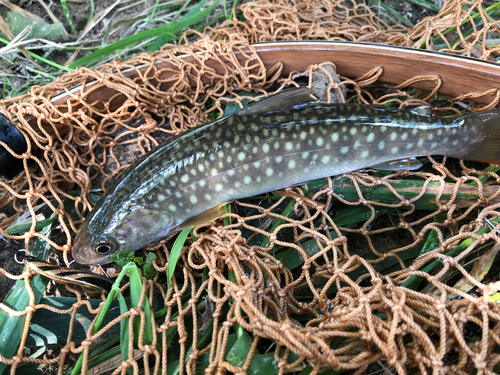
[72,202,174,265]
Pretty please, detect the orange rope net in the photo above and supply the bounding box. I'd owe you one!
[1,0,500,374]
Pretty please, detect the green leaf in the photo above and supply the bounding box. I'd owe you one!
[0,224,52,375]
[1,12,66,41]
[143,252,157,280]
[226,330,253,367]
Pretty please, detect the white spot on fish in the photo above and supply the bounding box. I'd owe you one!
[401,133,408,141]
[302,151,309,159]
[274,141,280,150]
[244,176,252,184]
[227,155,232,163]
[309,128,315,135]
[238,152,246,161]
[331,133,339,142]
[169,204,177,211]
[215,183,223,192]
[266,168,274,176]
[406,143,413,149]
[210,168,218,176]
[224,141,231,148]
[353,140,361,149]
[316,138,324,147]
[341,146,349,154]
[181,175,189,183]
[235,181,241,188]
[321,155,330,164]
[253,161,261,168]
[391,146,398,154]
[256,176,262,183]
[263,144,270,153]
[227,169,235,176]
[380,126,387,133]
[431,142,438,148]
[199,180,206,187]
[190,195,198,204]
[361,150,369,158]
[276,156,283,163]
[390,132,397,141]
[285,142,293,150]
[205,194,212,200]
[350,128,357,136]
[417,138,424,147]
[452,140,459,146]
[288,160,296,169]
[218,151,224,158]
[428,133,434,140]
[300,132,307,140]
[378,141,385,150]
[366,133,374,142]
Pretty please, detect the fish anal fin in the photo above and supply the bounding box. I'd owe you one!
[371,157,423,171]
[408,106,432,116]
[239,87,314,116]
[177,203,227,230]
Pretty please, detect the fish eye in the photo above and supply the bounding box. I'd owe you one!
[94,242,115,255]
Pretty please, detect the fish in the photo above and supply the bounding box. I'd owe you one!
[72,87,500,265]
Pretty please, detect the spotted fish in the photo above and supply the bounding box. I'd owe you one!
[72,88,500,264]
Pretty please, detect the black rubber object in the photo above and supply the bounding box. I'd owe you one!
[0,114,27,179]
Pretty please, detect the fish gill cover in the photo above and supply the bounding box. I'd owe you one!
[1,0,500,374]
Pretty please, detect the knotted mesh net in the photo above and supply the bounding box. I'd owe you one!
[1,0,500,373]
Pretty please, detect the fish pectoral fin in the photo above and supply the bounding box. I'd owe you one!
[176,203,228,230]
[371,157,423,171]
[239,87,314,115]
[408,106,432,116]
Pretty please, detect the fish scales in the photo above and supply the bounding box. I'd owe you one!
[73,90,500,264]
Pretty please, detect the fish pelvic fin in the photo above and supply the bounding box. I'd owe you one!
[453,109,500,164]
[176,203,228,231]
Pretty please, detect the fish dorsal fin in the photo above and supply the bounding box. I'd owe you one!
[408,106,432,116]
[371,157,423,171]
[176,203,227,231]
[239,87,314,116]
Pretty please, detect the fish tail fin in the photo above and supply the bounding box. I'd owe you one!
[453,110,500,164]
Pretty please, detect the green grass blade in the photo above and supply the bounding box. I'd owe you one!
[260,198,296,248]
[118,291,130,361]
[59,0,77,34]
[407,0,440,12]
[167,228,191,289]
[401,218,499,289]
[69,0,219,68]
